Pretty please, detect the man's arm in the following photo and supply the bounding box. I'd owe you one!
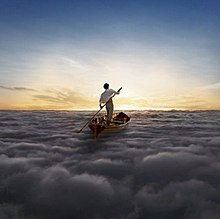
[110,89,120,95]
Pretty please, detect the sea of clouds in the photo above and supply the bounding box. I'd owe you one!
[0,110,220,219]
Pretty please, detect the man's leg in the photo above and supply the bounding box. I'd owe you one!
[106,101,113,125]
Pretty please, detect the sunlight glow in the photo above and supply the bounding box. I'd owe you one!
[0,1,219,110]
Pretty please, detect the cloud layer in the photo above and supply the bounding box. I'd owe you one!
[0,110,220,219]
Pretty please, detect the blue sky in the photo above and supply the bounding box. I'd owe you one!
[0,0,220,109]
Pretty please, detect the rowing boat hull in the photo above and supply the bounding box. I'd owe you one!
[88,112,130,138]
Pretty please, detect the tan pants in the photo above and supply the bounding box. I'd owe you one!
[106,98,113,122]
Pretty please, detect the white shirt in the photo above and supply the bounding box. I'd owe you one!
[99,89,119,104]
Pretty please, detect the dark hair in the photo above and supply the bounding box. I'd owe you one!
[103,83,109,89]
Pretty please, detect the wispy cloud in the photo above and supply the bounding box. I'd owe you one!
[61,56,90,71]
[32,89,95,109]
[0,84,97,109]
[0,85,36,92]
[200,82,220,90]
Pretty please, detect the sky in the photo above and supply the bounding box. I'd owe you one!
[0,0,220,110]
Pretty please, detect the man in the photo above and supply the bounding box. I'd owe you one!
[99,83,120,124]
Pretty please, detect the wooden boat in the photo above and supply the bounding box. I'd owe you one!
[88,112,130,138]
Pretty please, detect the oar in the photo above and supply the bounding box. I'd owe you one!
[76,87,122,133]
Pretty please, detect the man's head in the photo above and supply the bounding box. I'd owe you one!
[103,83,109,89]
